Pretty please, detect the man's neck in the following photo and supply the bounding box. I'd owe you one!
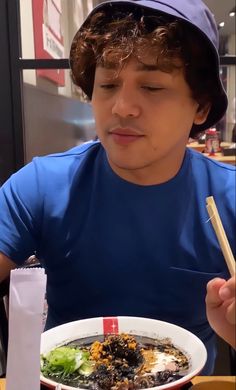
[107,147,187,186]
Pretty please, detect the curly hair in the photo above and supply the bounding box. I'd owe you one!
[70,6,219,137]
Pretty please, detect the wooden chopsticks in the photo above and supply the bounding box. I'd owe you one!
[206,196,235,276]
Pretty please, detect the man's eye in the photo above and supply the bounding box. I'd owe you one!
[100,84,117,89]
[142,86,164,91]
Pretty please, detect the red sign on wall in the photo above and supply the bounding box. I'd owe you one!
[32,0,65,86]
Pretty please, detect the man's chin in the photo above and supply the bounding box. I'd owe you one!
[107,156,147,172]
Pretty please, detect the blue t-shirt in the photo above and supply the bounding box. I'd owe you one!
[0,141,235,374]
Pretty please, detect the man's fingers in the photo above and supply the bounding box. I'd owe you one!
[219,276,236,301]
[225,300,236,325]
[206,278,226,307]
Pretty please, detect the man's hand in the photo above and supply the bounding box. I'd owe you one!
[206,276,236,349]
[0,252,16,283]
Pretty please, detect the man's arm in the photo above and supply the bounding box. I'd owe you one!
[0,252,17,283]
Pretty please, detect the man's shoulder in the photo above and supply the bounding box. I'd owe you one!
[39,140,100,161]
[187,148,235,206]
[188,147,236,175]
[33,140,101,172]
[1,141,101,191]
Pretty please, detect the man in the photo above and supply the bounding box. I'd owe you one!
[0,0,235,375]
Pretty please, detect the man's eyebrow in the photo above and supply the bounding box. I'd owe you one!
[135,63,161,71]
[98,62,161,72]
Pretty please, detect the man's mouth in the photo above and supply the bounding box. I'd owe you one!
[109,128,144,145]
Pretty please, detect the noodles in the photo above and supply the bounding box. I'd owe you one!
[41,333,190,389]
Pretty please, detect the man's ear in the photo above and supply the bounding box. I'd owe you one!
[194,103,211,125]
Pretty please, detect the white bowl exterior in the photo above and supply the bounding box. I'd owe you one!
[40,316,207,390]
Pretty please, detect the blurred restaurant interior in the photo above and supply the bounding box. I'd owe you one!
[0,0,235,380]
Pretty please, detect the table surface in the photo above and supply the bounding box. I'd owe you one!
[0,376,235,389]
[202,152,236,165]
[186,142,236,165]
[187,141,233,151]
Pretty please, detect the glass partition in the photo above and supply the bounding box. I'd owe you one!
[22,69,95,163]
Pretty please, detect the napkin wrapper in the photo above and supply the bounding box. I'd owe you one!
[6,268,47,390]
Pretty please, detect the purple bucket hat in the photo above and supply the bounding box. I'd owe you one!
[70,0,228,132]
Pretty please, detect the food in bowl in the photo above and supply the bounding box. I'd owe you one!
[40,316,207,390]
[41,333,190,389]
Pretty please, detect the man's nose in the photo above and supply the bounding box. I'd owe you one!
[111,86,141,118]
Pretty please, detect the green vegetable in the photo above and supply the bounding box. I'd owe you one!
[79,360,94,376]
[41,346,94,378]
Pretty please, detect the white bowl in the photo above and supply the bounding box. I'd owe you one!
[40,316,207,390]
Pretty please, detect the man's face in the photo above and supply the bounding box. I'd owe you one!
[91,56,209,184]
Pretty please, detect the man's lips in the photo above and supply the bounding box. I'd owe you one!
[109,128,144,145]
